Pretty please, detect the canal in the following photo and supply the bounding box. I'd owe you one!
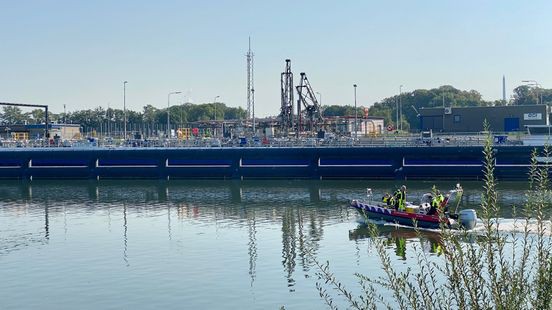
[0,180,531,309]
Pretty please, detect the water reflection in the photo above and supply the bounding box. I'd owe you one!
[0,179,530,204]
[247,216,257,286]
[281,208,324,291]
[0,180,529,289]
[123,203,129,266]
[44,203,50,240]
[349,225,445,259]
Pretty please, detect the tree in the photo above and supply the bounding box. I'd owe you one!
[29,109,45,124]
[1,106,26,124]
[142,105,159,124]
[368,86,488,132]
[512,85,538,105]
[224,106,246,120]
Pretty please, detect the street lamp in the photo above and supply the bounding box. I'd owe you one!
[252,89,256,135]
[213,95,220,137]
[167,91,182,138]
[353,84,357,139]
[522,80,542,104]
[213,96,220,121]
[106,102,110,138]
[123,81,128,139]
[399,85,403,131]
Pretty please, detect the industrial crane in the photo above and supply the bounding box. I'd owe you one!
[295,72,323,133]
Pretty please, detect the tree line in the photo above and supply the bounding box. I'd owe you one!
[0,103,247,130]
[326,84,552,132]
[1,84,550,132]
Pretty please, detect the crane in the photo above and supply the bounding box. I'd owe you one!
[295,72,323,133]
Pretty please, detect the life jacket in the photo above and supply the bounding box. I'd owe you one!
[431,194,445,210]
[394,189,406,210]
[382,194,394,206]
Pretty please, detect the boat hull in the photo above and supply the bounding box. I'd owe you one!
[351,200,450,230]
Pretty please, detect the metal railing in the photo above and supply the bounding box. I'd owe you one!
[0,132,527,149]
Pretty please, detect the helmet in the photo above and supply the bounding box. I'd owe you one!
[401,185,406,191]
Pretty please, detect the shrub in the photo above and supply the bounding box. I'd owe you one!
[315,130,552,309]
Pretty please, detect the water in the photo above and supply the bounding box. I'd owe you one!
[0,180,530,309]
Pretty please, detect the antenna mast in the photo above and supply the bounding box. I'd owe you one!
[246,37,255,126]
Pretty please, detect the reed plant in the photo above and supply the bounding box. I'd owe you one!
[315,130,552,309]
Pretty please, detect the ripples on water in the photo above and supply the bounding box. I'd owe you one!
[0,180,531,309]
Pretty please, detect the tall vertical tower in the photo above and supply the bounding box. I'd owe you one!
[246,37,254,121]
[502,75,506,103]
[280,59,294,135]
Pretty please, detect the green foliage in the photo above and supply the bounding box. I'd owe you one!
[0,102,246,130]
[322,105,360,118]
[315,130,552,309]
[512,85,537,105]
[1,106,27,124]
[512,85,552,105]
[3,83,550,131]
[322,85,492,130]
[29,109,45,124]
[322,84,552,132]
[373,86,489,130]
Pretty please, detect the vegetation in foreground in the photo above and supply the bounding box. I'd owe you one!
[315,132,552,309]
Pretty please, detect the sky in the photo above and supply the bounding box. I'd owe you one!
[1,0,551,116]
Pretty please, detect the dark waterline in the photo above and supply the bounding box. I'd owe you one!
[0,180,530,309]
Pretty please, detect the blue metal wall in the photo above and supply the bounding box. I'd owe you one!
[0,145,541,180]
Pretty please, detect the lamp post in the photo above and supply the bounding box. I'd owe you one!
[353,84,357,139]
[63,104,66,140]
[252,89,256,135]
[123,81,128,139]
[213,95,220,121]
[180,102,184,129]
[167,91,182,138]
[213,95,220,137]
[522,80,542,104]
[399,85,403,132]
[107,102,110,138]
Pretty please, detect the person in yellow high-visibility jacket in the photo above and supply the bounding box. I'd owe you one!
[382,193,394,207]
[393,185,406,211]
[429,190,445,215]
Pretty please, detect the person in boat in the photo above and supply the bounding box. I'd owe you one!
[428,190,445,215]
[393,185,407,211]
[382,193,394,207]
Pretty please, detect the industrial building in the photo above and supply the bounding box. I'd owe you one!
[328,116,385,136]
[0,123,81,140]
[419,104,549,133]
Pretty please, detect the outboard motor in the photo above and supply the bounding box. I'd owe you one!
[458,209,477,230]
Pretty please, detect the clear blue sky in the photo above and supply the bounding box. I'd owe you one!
[1,0,551,116]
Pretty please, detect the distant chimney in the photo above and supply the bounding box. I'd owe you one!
[502,75,506,103]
